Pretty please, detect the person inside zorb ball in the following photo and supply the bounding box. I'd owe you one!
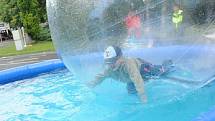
[47,0,215,104]
[88,45,174,103]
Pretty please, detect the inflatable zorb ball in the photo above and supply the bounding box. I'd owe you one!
[47,0,215,83]
[46,0,146,80]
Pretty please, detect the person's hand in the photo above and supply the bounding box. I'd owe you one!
[140,94,147,103]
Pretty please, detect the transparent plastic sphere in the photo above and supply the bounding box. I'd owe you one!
[47,0,215,84]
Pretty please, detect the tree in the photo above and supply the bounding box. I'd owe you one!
[17,0,41,39]
[191,0,215,24]
[0,0,22,27]
[37,0,47,22]
[0,0,48,40]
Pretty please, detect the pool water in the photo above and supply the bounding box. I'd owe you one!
[0,69,215,121]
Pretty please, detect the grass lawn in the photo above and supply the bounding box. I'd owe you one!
[0,41,55,57]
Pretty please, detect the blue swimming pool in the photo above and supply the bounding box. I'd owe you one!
[0,69,215,121]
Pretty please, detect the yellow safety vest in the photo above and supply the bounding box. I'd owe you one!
[172,10,183,28]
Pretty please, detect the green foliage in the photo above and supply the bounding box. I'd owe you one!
[191,0,215,24]
[37,0,47,22]
[37,27,52,41]
[22,13,41,39]
[0,0,48,41]
[0,0,21,27]
[17,0,41,40]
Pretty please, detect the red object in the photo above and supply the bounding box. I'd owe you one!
[125,13,142,39]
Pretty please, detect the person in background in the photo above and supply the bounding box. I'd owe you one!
[172,5,183,31]
[125,11,142,42]
[88,46,173,103]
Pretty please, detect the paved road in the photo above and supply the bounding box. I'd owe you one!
[0,52,59,71]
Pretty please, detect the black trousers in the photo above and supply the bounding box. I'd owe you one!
[127,63,165,94]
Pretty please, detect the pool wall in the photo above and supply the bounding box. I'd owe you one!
[193,107,215,121]
[0,59,66,85]
[0,46,215,120]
